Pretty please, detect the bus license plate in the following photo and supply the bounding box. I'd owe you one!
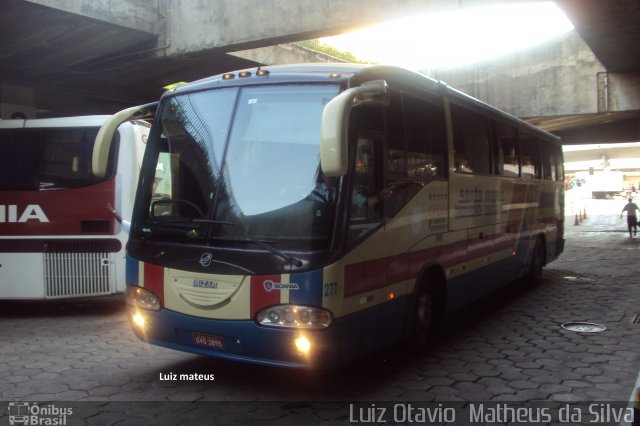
[193,332,224,349]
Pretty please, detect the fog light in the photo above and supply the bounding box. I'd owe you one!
[294,335,311,355]
[132,312,146,329]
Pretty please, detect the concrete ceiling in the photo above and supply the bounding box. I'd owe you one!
[555,0,640,73]
[0,0,259,116]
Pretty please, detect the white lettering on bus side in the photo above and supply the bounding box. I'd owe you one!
[0,205,49,223]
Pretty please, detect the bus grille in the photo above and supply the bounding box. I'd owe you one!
[44,244,114,298]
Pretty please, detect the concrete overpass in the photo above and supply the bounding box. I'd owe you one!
[430,29,640,145]
[1,0,639,144]
[0,0,458,116]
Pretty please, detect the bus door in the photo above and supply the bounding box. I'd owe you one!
[346,103,411,347]
[343,105,398,349]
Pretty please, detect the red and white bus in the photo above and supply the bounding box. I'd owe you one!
[93,64,564,367]
[0,116,150,299]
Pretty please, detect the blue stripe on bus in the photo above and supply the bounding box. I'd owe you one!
[126,254,139,285]
[289,269,323,306]
[136,293,413,368]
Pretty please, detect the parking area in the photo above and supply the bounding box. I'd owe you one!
[1,199,640,425]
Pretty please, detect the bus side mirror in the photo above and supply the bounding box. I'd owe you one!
[92,102,158,177]
[320,80,389,177]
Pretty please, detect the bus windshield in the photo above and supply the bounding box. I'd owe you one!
[143,83,341,252]
[0,127,117,191]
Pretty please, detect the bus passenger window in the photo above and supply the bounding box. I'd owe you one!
[494,122,519,177]
[552,145,563,181]
[519,132,541,179]
[386,91,406,176]
[351,138,382,221]
[404,94,446,180]
[541,144,552,180]
[451,104,491,175]
[349,136,383,243]
[541,143,561,181]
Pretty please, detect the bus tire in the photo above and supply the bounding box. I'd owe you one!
[410,270,444,352]
[528,237,545,284]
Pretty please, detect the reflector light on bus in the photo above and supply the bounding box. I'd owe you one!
[163,82,189,91]
[256,305,332,329]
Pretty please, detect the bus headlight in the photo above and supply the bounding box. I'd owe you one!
[126,286,160,311]
[256,305,332,329]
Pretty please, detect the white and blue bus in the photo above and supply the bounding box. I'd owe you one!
[92,64,564,367]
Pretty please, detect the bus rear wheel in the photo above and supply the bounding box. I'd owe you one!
[528,238,545,283]
[410,282,440,352]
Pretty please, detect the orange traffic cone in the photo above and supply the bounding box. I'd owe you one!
[574,214,580,226]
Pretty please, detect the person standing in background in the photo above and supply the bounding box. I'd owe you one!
[620,198,640,237]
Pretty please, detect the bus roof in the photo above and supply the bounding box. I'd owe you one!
[0,115,111,129]
[168,63,560,145]
[0,115,151,130]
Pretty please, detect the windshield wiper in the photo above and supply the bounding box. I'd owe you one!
[142,218,234,240]
[208,236,303,268]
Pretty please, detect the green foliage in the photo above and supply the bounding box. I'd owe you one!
[296,39,371,64]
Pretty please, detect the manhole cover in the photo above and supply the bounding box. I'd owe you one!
[561,322,607,333]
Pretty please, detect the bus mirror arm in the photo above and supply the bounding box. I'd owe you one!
[92,101,158,177]
[320,80,388,178]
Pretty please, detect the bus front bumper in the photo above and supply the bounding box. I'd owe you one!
[127,307,349,368]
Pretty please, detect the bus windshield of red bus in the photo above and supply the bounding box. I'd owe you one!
[0,127,118,191]
[141,83,341,252]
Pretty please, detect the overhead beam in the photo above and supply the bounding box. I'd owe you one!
[25,0,162,35]
[166,0,462,55]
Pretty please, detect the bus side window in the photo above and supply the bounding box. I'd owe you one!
[494,122,519,177]
[553,144,564,181]
[541,142,562,181]
[404,94,447,181]
[386,90,406,177]
[519,131,541,179]
[541,143,553,180]
[451,104,491,174]
[348,129,384,244]
[350,137,383,221]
